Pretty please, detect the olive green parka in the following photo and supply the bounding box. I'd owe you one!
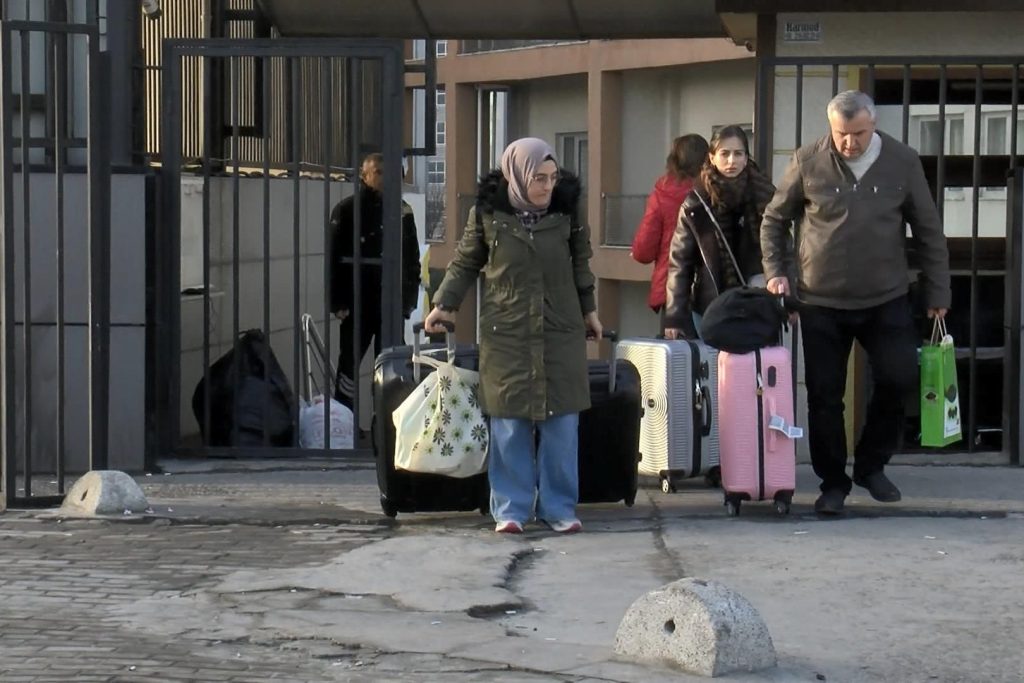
[433,171,596,421]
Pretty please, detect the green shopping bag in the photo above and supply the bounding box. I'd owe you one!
[920,318,962,447]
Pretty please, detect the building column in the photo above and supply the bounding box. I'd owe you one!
[587,67,622,356]
[433,80,479,344]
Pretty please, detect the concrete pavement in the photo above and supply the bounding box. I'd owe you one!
[1,461,1023,682]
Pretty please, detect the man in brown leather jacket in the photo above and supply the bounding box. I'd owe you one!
[760,90,951,515]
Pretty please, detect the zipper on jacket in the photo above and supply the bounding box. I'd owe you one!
[755,350,765,501]
[687,341,703,476]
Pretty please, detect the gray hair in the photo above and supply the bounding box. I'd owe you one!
[826,90,876,121]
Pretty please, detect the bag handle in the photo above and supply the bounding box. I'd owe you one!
[930,317,949,345]
[694,191,747,288]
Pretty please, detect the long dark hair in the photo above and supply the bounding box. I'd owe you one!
[666,134,709,181]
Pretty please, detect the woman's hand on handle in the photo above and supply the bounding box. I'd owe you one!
[663,328,684,340]
[584,311,603,341]
[424,306,456,335]
[766,276,790,296]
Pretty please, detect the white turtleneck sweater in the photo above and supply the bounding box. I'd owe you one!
[842,132,882,181]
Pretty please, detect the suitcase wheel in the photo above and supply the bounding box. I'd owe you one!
[773,499,791,516]
[625,491,636,507]
[380,495,399,518]
[703,467,722,489]
[725,500,740,517]
[660,477,677,494]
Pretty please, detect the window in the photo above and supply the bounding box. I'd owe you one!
[435,121,446,146]
[428,160,446,184]
[436,89,445,107]
[916,115,964,156]
[436,40,448,57]
[980,111,1024,196]
[556,132,588,187]
[982,111,1024,155]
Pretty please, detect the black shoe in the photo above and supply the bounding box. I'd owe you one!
[854,471,902,503]
[814,488,847,515]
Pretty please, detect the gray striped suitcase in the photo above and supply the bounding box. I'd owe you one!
[615,338,720,492]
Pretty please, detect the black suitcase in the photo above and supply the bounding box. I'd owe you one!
[578,333,642,507]
[372,323,490,518]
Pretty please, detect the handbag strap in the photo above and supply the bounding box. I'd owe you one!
[411,352,452,373]
[694,191,747,288]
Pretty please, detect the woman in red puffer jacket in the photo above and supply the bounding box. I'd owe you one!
[631,134,709,322]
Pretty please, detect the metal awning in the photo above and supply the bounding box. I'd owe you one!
[254,0,727,39]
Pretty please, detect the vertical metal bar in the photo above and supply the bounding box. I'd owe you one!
[1012,64,1020,169]
[53,28,65,491]
[382,48,402,350]
[201,54,212,445]
[936,65,947,224]
[754,57,772,172]
[348,56,362,446]
[1,25,19,506]
[230,55,241,448]
[794,64,803,149]
[161,41,183,456]
[20,30,32,495]
[865,64,875,98]
[1004,167,1024,466]
[901,64,911,145]
[969,65,983,452]
[89,36,111,471]
[291,57,301,448]
[262,54,271,447]
[321,57,333,452]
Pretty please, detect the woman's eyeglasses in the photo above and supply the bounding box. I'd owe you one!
[530,172,560,187]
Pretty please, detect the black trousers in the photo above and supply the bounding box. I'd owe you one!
[800,296,919,494]
[334,309,382,411]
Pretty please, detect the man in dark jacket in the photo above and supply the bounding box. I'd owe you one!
[761,90,951,515]
[330,153,420,409]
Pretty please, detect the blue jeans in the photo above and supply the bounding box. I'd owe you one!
[488,413,579,524]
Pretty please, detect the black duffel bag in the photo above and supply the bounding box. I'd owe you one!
[701,287,799,354]
[192,329,297,448]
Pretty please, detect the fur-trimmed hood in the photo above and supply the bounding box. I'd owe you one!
[476,169,582,217]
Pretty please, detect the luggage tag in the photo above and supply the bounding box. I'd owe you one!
[768,414,804,439]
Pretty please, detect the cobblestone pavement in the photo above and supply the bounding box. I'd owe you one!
[0,514,393,682]
[4,462,1024,682]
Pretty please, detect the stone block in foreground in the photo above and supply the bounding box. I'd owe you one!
[60,470,149,517]
[614,577,776,677]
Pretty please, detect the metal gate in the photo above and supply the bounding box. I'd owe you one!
[756,56,1024,458]
[153,38,404,460]
[0,18,110,508]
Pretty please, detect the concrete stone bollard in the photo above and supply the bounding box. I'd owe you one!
[614,577,776,677]
[60,470,149,517]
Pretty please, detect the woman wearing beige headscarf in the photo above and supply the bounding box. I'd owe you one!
[425,137,602,534]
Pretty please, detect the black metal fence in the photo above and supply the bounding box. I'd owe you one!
[756,56,1024,456]
[153,38,405,461]
[0,18,110,508]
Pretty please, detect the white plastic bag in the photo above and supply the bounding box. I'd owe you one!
[392,353,488,478]
[299,395,354,450]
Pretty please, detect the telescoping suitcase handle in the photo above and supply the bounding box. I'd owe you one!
[587,329,618,393]
[412,320,456,383]
[300,313,336,403]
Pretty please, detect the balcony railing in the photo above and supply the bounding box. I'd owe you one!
[459,39,580,55]
[602,193,648,247]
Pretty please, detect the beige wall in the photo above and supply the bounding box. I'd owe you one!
[776,12,1024,57]
[517,75,589,151]
[621,59,756,195]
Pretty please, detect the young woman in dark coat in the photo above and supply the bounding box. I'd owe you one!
[663,125,777,340]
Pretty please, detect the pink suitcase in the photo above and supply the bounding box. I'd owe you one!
[717,346,799,516]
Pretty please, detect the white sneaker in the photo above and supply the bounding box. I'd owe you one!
[545,519,582,534]
[495,520,524,534]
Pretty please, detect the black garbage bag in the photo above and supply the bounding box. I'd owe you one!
[192,329,297,448]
